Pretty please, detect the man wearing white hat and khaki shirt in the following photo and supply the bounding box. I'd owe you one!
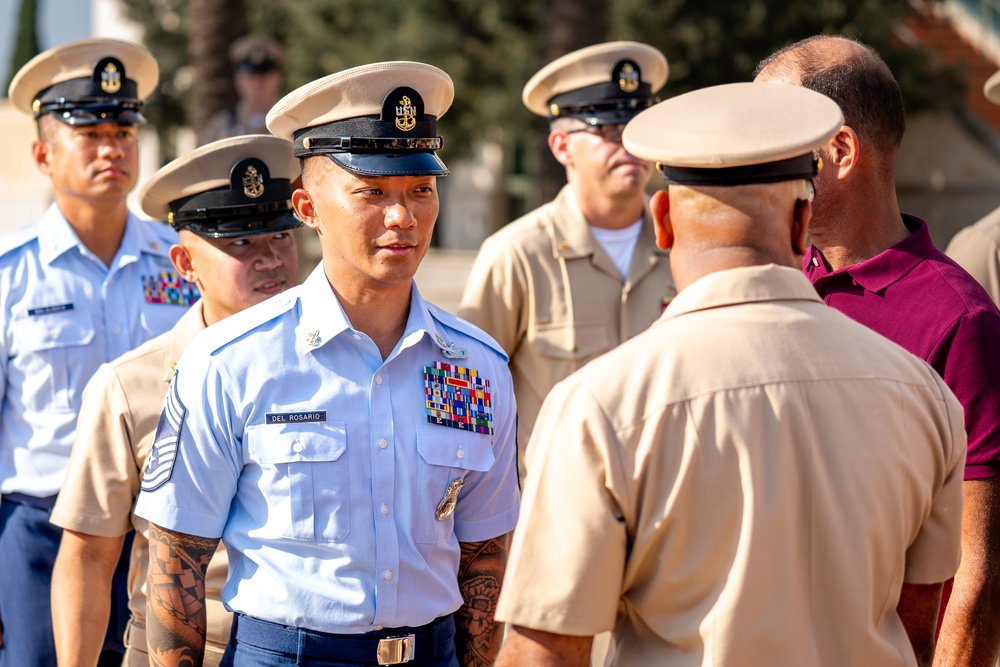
[458,42,675,478]
[134,62,519,667]
[495,82,966,666]
[49,134,301,667]
[946,70,1000,308]
[0,38,192,665]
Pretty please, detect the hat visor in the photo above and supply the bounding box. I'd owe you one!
[178,213,303,239]
[565,107,646,127]
[50,106,147,126]
[326,151,449,177]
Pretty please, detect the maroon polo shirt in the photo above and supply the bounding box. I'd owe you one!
[804,214,1000,481]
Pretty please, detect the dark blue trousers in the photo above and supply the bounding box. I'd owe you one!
[220,613,460,667]
[0,497,131,667]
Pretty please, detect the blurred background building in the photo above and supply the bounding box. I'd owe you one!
[5,0,1000,307]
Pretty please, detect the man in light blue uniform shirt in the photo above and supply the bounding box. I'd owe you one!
[135,61,519,667]
[0,39,194,665]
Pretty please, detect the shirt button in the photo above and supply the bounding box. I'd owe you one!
[375,375,383,385]
[49,330,58,340]
[292,441,303,453]
[384,570,393,581]
[381,504,389,516]
[353,333,361,340]
[112,325,121,336]
[378,438,387,450]
[456,449,465,459]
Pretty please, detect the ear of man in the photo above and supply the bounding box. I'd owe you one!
[650,189,673,250]
[547,130,574,168]
[168,243,196,282]
[792,197,812,258]
[291,189,319,233]
[829,125,859,180]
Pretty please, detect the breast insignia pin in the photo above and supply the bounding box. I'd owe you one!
[435,478,465,521]
[434,333,468,360]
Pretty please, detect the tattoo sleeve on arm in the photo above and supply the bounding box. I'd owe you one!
[455,534,509,667]
[146,523,219,667]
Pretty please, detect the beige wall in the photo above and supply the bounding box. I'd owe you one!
[897,110,1000,248]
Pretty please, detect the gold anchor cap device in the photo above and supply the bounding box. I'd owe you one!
[266,61,454,177]
[8,37,158,126]
[139,134,302,239]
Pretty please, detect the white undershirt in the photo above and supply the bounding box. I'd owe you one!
[590,219,644,278]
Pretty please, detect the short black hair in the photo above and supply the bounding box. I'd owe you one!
[755,35,905,155]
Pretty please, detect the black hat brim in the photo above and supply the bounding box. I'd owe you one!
[325,151,449,177]
[178,213,303,239]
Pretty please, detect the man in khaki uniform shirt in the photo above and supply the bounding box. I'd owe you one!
[49,135,301,666]
[495,83,967,666]
[946,70,1000,308]
[458,42,675,468]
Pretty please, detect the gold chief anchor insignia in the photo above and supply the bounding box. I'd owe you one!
[436,479,465,520]
[396,95,416,132]
[618,62,639,93]
[101,62,122,94]
[243,165,265,198]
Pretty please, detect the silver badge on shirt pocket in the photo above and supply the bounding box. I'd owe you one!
[435,478,465,521]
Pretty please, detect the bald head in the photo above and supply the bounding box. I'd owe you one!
[754,36,904,158]
[652,179,811,290]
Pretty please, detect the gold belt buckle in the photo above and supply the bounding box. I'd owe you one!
[376,634,416,665]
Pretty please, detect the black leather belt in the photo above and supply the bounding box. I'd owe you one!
[232,612,455,665]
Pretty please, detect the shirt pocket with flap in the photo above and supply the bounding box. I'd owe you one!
[10,308,95,412]
[246,421,350,543]
[413,425,495,544]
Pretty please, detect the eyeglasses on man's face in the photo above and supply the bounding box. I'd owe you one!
[565,123,626,144]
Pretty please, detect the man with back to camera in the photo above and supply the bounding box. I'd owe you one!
[494,81,967,667]
[755,35,1000,667]
[458,42,675,477]
[945,69,1000,309]
[0,38,194,665]
[49,134,301,667]
[134,61,520,667]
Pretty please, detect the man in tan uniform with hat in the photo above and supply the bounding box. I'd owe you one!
[946,69,1000,309]
[458,42,675,474]
[49,134,301,666]
[199,34,287,145]
[495,82,967,666]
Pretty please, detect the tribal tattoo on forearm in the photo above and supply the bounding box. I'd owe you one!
[456,534,509,667]
[146,523,219,667]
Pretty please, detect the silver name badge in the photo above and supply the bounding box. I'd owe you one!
[265,410,327,424]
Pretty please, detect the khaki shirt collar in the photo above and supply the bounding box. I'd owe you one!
[549,185,596,260]
[164,300,208,381]
[664,264,823,322]
[552,185,667,279]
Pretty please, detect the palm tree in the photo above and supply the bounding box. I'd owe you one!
[186,0,248,138]
[538,0,608,201]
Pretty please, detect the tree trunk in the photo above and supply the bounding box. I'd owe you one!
[186,0,248,138]
[6,0,39,92]
[538,0,609,202]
